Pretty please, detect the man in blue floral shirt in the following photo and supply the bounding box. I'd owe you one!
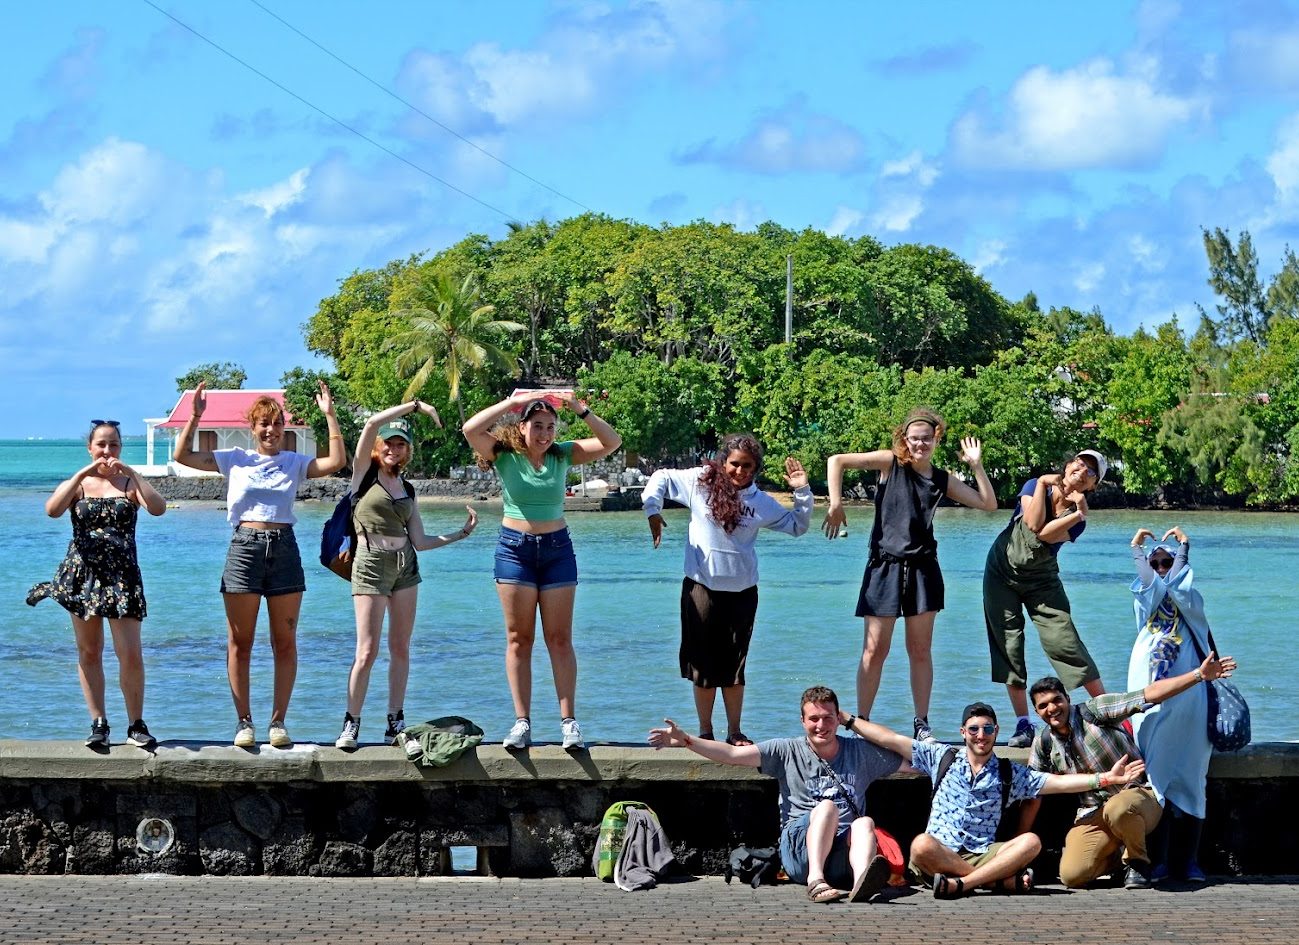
[845,701,1146,898]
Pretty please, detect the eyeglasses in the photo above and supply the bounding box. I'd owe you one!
[964,724,997,736]
[90,419,120,428]
[906,435,935,446]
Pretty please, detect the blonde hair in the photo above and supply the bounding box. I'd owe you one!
[245,396,285,427]
[891,407,945,466]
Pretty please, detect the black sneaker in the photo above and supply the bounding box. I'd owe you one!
[126,719,157,750]
[384,710,405,739]
[1007,718,1036,748]
[85,717,110,747]
[1124,861,1153,889]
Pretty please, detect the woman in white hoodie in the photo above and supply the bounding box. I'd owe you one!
[643,434,812,746]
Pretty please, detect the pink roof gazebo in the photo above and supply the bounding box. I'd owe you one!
[156,390,304,429]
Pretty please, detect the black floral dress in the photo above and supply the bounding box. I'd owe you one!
[27,496,147,619]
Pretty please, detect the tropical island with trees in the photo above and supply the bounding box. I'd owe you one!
[246,214,1297,508]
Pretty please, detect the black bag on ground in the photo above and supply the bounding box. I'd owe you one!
[725,845,781,887]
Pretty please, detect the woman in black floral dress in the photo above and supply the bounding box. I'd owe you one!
[28,421,166,748]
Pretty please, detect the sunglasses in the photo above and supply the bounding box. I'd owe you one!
[1150,557,1174,570]
[964,724,997,736]
[91,419,121,428]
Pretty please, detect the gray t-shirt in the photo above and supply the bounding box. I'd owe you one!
[758,736,902,829]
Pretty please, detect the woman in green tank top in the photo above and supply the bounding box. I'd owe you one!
[333,400,478,750]
[463,390,623,751]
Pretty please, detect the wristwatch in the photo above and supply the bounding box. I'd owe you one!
[842,714,857,729]
[578,407,591,419]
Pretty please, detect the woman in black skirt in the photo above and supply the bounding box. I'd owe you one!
[823,408,996,741]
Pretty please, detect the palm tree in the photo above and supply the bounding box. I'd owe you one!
[386,269,524,425]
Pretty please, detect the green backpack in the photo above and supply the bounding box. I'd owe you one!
[592,801,653,881]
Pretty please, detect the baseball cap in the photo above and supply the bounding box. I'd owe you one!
[377,418,413,443]
[961,702,998,726]
[1075,449,1108,483]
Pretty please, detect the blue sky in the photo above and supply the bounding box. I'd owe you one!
[5,1,1299,438]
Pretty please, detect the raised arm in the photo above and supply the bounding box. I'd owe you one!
[172,382,219,472]
[822,450,893,539]
[648,718,760,767]
[462,391,534,458]
[1144,650,1235,706]
[1130,528,1157,583]
[305,381,346,478]
[1040,754,1146,795]
[1162,526,1190,579]
[351,399,440,491]
[408,504,478,552]
[945,437,998,511]
[565,394,622,464]
[44,463,100,518]
[758,457,813,536]
[841,711,915,764]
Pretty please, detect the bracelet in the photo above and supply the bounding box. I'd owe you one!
[578,407,591,419]
[1193,667,1204,682]
[329,434,344,440]
[1089,774,1101,790]
[682,734,693,746]
[842,714,857,729]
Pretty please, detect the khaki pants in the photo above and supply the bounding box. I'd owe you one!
[1059,786,1163,888]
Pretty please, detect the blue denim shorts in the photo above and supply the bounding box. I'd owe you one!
[779,810,852,889]
[220,526,306,597]
[493,526,578,591]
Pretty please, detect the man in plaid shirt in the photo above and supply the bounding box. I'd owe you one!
[1025,647,1236,889]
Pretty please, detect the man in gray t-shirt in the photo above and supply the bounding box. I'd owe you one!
[651,685,903,903]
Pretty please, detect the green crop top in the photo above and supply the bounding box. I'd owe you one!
[495,441,574,521]
[352,476,415,539]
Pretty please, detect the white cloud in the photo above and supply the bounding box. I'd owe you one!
[40,137,173,226]
[952,57,1204,170]
[398,0,738,135]
[1265,112,1299,208]
[238,168,310,217]
[1229,27,1299,89]
[869,150,940,232]
[1074,261,1106,294]
[679,101,868,174]
[710,198,766,231]
[1128,234,1164,271]
[970,239,1007,272]
[825,206,864,237]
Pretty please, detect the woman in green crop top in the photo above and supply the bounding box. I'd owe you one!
[333,400,478,751]
[463,390,622,751]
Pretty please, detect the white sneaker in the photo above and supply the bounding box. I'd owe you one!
[267,720,292,749]
[503,718,531,750]
[334,714,359,750]
[561,718,584,750]
[233,718,255,749]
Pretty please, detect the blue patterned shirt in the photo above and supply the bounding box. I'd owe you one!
[911,740,1048,854]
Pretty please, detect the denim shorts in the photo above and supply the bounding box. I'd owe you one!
[780,811,852,889]
[220,526,306,597]
[351,543,421,596]
[493,526,578,591]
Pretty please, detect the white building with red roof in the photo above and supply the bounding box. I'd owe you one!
[142,389,319,475]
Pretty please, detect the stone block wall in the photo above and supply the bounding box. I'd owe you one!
[1,742,1296,877]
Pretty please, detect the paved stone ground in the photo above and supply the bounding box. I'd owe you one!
[1,875,1297,944]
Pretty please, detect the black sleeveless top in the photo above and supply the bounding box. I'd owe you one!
[868,456,949,560]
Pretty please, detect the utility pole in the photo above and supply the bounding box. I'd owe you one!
[785,254,793,344]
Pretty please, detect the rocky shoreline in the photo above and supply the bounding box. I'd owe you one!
[145,475,501,503]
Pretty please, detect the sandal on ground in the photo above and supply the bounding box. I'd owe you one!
[850,853,891,903]
[726,732,753,747]
[807,880,847,904]
[932,873,966,900]
[698,731,715,741]
[994,868,1034,894]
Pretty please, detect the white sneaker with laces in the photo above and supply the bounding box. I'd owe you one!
[503,718,532,750]
[335,714,360,750]
[561,718,584,750]
[268,720,293,749]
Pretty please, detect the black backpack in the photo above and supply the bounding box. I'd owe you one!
[320,465,412,579]
[724,845,781,887]
[932,746,1025,841]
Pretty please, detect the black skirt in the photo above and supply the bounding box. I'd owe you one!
[679,577,759,688]
[855,553,944,618]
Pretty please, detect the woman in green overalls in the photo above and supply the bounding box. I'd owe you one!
[983,450,1108,748]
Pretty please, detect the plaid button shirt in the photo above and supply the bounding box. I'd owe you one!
[1028,690,1148,816]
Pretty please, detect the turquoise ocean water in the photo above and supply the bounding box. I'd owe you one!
[2,439,1292,744]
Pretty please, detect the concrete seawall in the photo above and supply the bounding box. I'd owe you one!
[2,740,1295,878]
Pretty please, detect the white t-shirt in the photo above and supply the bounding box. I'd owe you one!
[214,448,313,526]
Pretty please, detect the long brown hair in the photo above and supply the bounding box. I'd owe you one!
[698,433,764,534]
[474,407,564,470]
[891,407,944,466]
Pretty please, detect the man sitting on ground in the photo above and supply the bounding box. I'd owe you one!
[649,685,901,904]
[845,701,1146,898]
[1023,647,1235,889]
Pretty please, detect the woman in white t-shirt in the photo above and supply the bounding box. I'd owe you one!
[174,380,346,748]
